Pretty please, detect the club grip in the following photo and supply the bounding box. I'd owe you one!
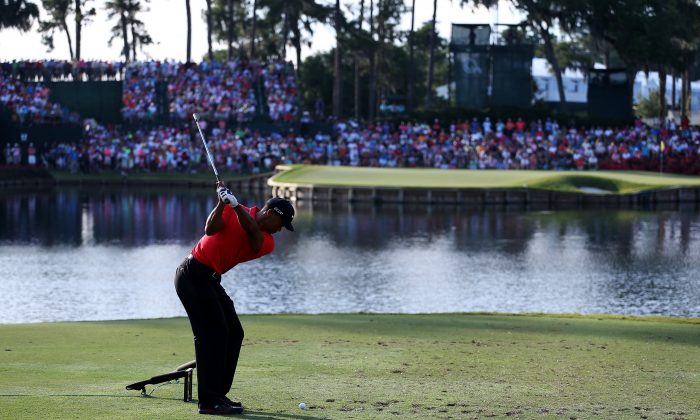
[176,360,197,371]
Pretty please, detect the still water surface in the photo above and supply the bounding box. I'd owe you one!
[1,187,699,323]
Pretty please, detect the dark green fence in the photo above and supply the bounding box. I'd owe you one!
[47,81,123,123]
[491,45,534,108]
[587,69,633,121]
[452,46,534,109]
[453,49,491,109]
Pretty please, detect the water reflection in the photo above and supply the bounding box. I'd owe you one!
[1,187,699,322]
[1,187,223,246]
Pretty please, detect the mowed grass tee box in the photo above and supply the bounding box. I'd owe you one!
[1,314,698,419]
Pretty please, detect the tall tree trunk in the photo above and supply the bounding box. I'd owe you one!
[281,5,289,60]
[333,0,342,118]
[61,20,74,60]
[74,0,81,60]
[131,21,137,61]
[540,24,566,109]
[604,45,609,68]
[293,29,302,79]
[206,0,213,61]
[671,71,676,110]
[658,65,667,123]
[680,70,686,119]
[250,0,257,58]
[425,0,437,110]
[686,69,692,117]
[120,10,130,62]
[368,0,376,120]
[227,0,234,60]
[369,55,377,120]
[354,0,364,120]
[186,0,192,62]
[407,0,415,113]
[682,69,689,119]
[626,68,636,119]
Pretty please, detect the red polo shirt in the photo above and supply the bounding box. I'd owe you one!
[191,205,274,274]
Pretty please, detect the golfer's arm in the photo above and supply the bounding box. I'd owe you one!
[234,206,264,253]
[204,201,226,235]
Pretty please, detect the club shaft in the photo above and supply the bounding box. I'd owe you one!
[193,118,220,182]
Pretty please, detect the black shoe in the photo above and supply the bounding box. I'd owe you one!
[198,402,244,415]
[221,396,243,408]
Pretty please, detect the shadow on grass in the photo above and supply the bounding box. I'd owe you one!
[0,392,189,402]
[0,394,145,398]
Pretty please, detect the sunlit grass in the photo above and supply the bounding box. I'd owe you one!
[1,314,698,419]
[272,165,700,194]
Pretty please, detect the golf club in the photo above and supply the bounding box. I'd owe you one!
[192,113,220,183]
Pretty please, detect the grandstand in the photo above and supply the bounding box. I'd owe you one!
[1,60,700,176]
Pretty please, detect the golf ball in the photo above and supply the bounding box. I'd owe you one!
[299,402,306,410]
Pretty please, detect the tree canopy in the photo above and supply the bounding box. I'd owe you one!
[0,0,39,31]
[3,0,700,120]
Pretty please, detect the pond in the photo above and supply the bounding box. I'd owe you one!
[1,187,699,323]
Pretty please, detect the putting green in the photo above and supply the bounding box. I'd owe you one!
[270,165,700,194]
[0,314,698,419]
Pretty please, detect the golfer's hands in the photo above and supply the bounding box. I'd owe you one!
[216,183,238,208]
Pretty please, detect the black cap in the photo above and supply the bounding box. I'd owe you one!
[266,197,295,231]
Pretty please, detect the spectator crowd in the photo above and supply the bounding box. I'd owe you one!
[262,61,298,121]
[1,71,80,124]
[1,60,124,82]
[32,116,700,176]
[1,60,700,175]
[122,60,258,123]
[121,59,298,123]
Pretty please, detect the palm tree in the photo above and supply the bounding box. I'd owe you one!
[105,0,150,62]
[226,0,234,59]
[366,0,403,120]
[74,0,96,60]
[425,0,437,109]
[74,0,81,59]
[210,0,237,60]
[126,0,152,61]
[0,0,40,32]
[186,0,192,62]
[354,0,364,120]
[38,0,74,59]
[264,0,331,74]
[407,0,415,112]
[523,0,567,109]
[105,0,130,61]
[333,0,342,118]
[205,0,213,61]
[250,0,257,57]
[367,0,375,120]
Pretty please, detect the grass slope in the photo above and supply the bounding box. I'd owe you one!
[1,314,698,419]
[271,165,700,194]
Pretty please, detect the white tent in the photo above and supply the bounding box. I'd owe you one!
[532,58,589,103]
[532,57,700,111]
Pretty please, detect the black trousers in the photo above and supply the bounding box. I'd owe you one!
[174,256,244,406]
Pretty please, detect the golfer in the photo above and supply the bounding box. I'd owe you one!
[175,182,294,415]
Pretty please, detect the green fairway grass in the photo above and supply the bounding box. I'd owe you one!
[1,314,698,419]
[271,165,700,194]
